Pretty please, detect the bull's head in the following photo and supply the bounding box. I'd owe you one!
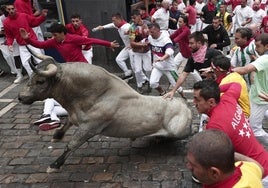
[18,47,60,104]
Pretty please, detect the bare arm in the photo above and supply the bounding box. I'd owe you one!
[163,71,189,99]
[258,91,268,102]
[235,152,264,175]
[232,63,256,75]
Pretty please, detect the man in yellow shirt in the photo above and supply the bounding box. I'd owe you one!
[186,129,263,188]
[201,54,250,117]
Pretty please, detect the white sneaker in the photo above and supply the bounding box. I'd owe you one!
[14,74,23,84]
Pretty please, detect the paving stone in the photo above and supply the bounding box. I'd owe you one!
[0,174,29,184]
[3,149,29,158]
[9,157,35,165]
[25,173,49,183]
[69,172,92,182]
[1,141,23,149]
[82,157,104,164]
[92,172,113,181]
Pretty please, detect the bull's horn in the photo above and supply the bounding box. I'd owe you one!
[38,63,58,77]
[29,60,38,73]
[26,45,53,60]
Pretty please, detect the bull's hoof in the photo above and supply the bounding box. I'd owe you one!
[52,130,65,141]
[46,166,60,173]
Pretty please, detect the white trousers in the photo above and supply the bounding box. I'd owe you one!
[132,51,152,87]
[82,48,93,64]
[0,44,16,73]
[249,101,268,145]
[150,68,178,89]
[43,98,68,121]
[174,52,188,70]
[195,18,203,32]
[115,47,134,76]
[19,45,43,76]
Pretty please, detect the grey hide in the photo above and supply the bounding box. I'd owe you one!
[18,60,192,172]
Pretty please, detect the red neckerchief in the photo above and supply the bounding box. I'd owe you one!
[203,162,242,188]
[215,73,227,84]
[9,13,18,20]
[117,20,127,28]
[141,13,149,19]
[240,38,254,50]
[208,1,216,11]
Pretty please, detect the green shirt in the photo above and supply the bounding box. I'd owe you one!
[250,54,268,104]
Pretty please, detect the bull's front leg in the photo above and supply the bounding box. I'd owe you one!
[47,121,107,173]
[51,118,73,142]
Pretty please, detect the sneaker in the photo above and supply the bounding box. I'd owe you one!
[143,80,151,93]
[14,74,23,84]
[159,90,166,96]
[33,114,51,125]
[39,121,60,131]
[0,69,4,76]
[119,74,133,81]
[178,90,186,99]
[137,87,144,94]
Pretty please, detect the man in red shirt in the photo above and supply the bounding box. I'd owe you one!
[3,3,46,77]
[65,13,93,64]
[20,23,119,63]
[261,14,268,34]
[183,0,197,33]
[193,79,268,186]
[14,0,44,42]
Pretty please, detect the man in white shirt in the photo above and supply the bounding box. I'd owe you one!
[195,0,206,31]
[94,13,134,81]
[251,0,266,28]
[151,0,170,36]
[233,0,253,30]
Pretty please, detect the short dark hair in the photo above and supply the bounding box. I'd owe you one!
[187,129,235,173]
[111,12,123,19]
[213,16,221,21]
[189,0,196,5]
[193,80,220,103]
[212,54,231,72]
[70,13,81,19]
[148,22,160,30]
[236,27,252,40]
[48,23,67,34]
[131,9,141,17]
[189,31,205,45]
[179,14,188,25]
[255,33,268,46]
[138,5,147,11]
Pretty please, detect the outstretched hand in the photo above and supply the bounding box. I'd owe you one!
[110,40,119,50]
[19,28,29,39]
[163,91,175,100]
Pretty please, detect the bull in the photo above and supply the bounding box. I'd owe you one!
[18,54,192,173]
